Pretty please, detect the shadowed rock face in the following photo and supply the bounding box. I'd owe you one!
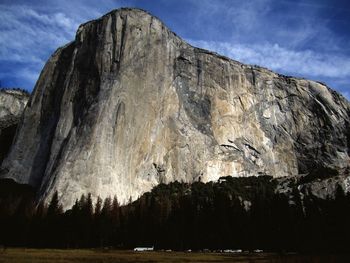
[1,8,349,209]
[0,89,29,164]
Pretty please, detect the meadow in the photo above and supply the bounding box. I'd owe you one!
[0,248,349,263]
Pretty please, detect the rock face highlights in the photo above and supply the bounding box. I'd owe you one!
[0,89,29,164]
[1,8,349,209]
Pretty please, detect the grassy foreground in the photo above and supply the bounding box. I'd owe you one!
[0,249,349,263]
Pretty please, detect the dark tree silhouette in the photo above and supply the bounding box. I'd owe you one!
[1,176,350,252]
[47,191,62,217]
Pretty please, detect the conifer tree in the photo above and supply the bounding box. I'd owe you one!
[101,196,112,216]
[47,191,62,217]
[95,196,102,216]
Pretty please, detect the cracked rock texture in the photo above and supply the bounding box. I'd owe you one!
[1,8,349,209]
[275,167,350,208]
[0,89,29,164]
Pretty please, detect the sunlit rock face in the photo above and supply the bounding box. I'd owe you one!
[1,8,349,209]
[0,89,29,164]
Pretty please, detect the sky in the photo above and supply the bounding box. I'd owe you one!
[0,0,349,100]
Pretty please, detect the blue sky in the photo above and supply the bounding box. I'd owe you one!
[1,0,349,100]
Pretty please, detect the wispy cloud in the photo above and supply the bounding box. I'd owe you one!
[0,5,76,62]
[189,40,350,79]
[0,0,122,90]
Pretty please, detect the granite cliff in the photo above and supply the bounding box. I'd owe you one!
[1,8,349,209]
[0,89,29,164]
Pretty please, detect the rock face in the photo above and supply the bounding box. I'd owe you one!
[276,167,350,204]
[0,89,29,164]
[1,8,349,209]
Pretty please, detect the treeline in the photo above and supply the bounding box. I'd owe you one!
[0,176,350,252]
[0,87,30,95]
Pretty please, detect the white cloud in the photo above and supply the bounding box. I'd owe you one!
[0,1,120,90]
[187,0,344,54]
[188,40,350,80]
[0,0,124,62]
[0,4,76,64]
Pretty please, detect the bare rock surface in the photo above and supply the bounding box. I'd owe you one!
[1,8,349,209]
[0,89,29,164]
[275,167,350,210]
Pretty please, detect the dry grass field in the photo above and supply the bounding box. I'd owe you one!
[0,248,349,263]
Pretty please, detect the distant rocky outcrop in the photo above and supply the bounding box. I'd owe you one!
[0,89,29,164]
[1,8,349,209]
[276,167,350,206]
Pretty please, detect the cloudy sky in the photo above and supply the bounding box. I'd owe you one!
[1,0,349,100]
